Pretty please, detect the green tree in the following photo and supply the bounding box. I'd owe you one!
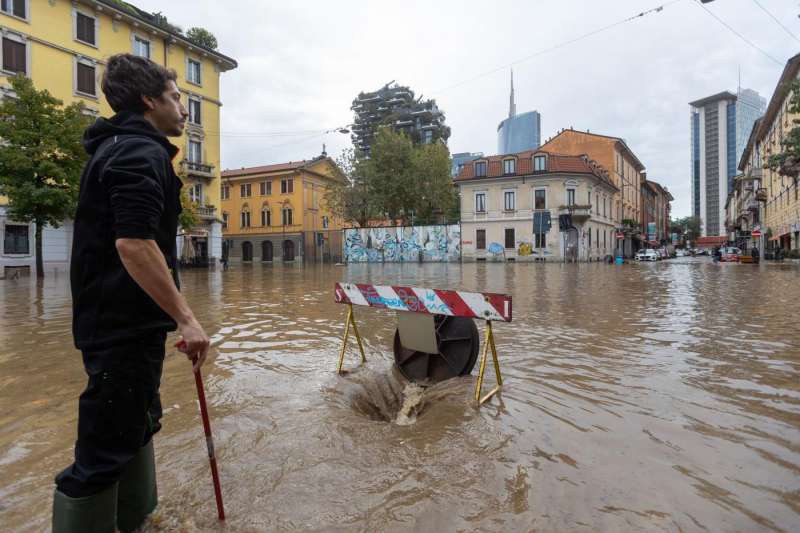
[0,76,91,278]
[368,128,417,223]
[670,215,702,243]
[410,141,457,224]
[766,79,800,180]
[186,27,219,50]
[323,148,377,228]
[178,187,199,230]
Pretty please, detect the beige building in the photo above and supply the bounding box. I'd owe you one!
[748,53,800,252]
[541,129,645,257]
[455,149,619,262]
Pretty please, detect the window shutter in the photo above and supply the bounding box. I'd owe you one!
[13,0,25,18]
[3,38,25,74]
[77,63,96,95]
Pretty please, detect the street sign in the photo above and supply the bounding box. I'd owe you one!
[751,230,762,237]
[616,232,624,240]
[533,211,552,234]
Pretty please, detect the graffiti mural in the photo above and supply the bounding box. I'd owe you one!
[344,225,461,262]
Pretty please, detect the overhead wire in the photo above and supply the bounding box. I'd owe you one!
[694,0,783,65]
[750,0,800,44]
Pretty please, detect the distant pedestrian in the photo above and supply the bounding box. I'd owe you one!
[751,246,760,264]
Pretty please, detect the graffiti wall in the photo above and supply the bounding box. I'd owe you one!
[344,225,460,262]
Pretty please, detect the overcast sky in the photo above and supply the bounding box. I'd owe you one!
[135,0,799,217]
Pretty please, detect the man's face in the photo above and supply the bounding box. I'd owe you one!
[144,80,187,137]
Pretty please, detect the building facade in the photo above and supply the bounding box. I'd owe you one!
[455,149,619,262]
[497,71,541,154]
[690,88,765,237]
[541,129,644,257]
[0,0,237,276]
[220,155,346,263]
[755,53,800,252]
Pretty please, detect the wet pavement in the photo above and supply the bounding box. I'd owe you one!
[1,258,799,532]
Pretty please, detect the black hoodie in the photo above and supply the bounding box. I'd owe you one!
[71,111,183,350]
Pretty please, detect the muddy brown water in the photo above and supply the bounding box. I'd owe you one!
[1,259,799,532]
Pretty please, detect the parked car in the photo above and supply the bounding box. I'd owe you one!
[636,249,659,262]
[676,249,687,257]
[720,246,742,262]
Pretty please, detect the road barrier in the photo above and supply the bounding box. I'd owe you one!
[334,282,512,405]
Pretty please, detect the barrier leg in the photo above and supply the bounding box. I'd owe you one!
[337,304,366,374]
[475,320,502,405]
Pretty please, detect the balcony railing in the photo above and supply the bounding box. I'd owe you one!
[229,224,304,235]
[195,206,217,219]
[181,159,215,178]
[558,204,592,222]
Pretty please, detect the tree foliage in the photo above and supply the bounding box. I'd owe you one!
[765,79,800,179]
[327,129,457,227]
[0,76,92,276]
[186,27,219,50]
[670,216,702,240]
[178,187,199,230]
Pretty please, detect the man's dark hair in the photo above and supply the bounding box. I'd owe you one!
[102,54,177,113]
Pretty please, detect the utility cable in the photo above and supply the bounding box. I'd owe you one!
[695,0,783,65]
[751,0,800,44]
[432,0,684,96]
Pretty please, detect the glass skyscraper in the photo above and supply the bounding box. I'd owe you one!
[497,70,541,154]
[689,88,765,237]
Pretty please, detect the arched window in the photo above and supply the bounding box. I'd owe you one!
[241,203,251,228]
[261,204,271,227]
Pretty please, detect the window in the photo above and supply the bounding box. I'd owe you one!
[595,193,599,214]
[4,224,29,254]
[240,183,251,198]
[567,188,576,206]
[188,98,201,125]
[603,197,607,216]
[604,230,607,249]
[504,228,515,249]
[2,36,26,74]
[423,130,433,144]
[588,227,591,248]
[533,155,546,171]
[504,190,515,211]
[222,212,228,229]
[322,216,329,229]
[596,228,600,248]
[534,232,547,248]
[588,191,592,207]
[282,207,293,226]
[534,189,546,210]
[260,181,271,196]
[281,178,294,194]
[76,12,96,45]
[474,161,487,177]
[188,183,202,204]
[261,208,271,227]
[188,140,201,163]
[240,210,251,228]
[475,192,486,213]
[187,58,202,85]
[476,229,486,250]
[221,185,230,200]
[133,36,150,59]
[76,61,96,96]
[1,0,26,19]
[503,159,515,175]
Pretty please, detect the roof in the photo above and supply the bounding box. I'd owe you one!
[93,0,238,70]
[543,129,646,171]
[751,52,800,144]
[689,91,737,108]
[453,149,618,191]
[696,236,727,246]
[221,156,344,180]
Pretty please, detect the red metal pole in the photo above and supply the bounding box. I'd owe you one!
[177,340,225,521]
[193,367,225,521]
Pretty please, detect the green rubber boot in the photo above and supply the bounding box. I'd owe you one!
[52,482,118,533]
[117,440,158,533]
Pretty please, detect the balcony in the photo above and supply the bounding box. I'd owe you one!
[195,205,217,220]
[181,159,215,180]
[755,188,768,202]
[558,204,592,222]
[747,167,763,180]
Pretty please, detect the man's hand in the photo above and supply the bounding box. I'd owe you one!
[175,318,210,372]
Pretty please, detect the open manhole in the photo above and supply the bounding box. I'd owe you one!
[393,315,479,385]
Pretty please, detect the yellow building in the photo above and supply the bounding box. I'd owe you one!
[220,154,347,263]
[0,0,236,275]
[750,52,800,252]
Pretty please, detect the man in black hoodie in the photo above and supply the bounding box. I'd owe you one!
[53,54,210,533]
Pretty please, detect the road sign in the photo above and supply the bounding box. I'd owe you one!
[751,230,762,237]
[616,232,624,240]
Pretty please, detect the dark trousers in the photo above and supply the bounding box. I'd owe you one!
[56,332,167,498]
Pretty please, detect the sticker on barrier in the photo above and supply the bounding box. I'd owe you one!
[334,282,512,405]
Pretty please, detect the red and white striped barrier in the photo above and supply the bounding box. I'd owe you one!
[334,282,512,322]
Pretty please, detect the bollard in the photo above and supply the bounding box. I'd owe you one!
[334,282,512,405]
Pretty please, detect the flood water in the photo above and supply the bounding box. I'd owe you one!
[1,258,799,532]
